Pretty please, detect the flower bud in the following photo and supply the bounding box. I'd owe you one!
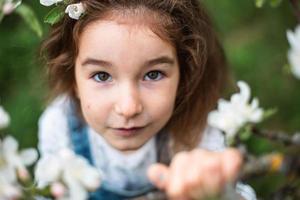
[51,182,66,198]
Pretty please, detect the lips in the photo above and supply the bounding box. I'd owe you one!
[117,127,141,131]
[112,126,145,137]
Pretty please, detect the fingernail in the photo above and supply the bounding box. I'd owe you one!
[158,172,165,182]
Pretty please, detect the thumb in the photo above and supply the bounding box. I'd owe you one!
[147,163,169,190]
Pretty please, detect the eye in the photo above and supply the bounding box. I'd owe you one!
[92,72,112,82]
[144,71,164,81]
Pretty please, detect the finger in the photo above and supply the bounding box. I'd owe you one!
[200,152,223,196]
[184,150,205,191]
[186,149,242,199]
[147,163,169,190]
[167,151,190,198]
[221,148,243,182]
[185,150,206,199]
[188,150,223,199]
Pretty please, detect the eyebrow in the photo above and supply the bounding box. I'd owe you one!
[81,56,175,68]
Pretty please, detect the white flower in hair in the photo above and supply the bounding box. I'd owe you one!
[65,2,85,20]
[40,0,63,7]
[2,0,22,15]
[287,25,300,79]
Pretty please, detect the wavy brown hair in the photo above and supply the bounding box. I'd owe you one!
[40,0,227,152]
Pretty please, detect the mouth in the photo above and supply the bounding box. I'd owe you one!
[111,126,146,137]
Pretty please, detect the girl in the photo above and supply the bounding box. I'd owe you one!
[38,0,256,199]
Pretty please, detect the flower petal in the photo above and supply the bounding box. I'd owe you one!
[3,136,18,155]
[65,3,85,20]
[287,26,300,51]
[79,167,101,190]
[20,148,38,166]
[35,155,62,187]
[0,106,10,129]
[40,0,62,6]
[237,81,250,103]
[288,49,300,79]
[63,170,88,200]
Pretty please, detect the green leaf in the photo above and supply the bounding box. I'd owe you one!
[269,0,283,7]
[283,63,292,75]
[0,11,4,24]
[44,6,65,26]
[239,125,252,141]
[0,0,4,23]
[226,136,235,147]
[255,0,266,8]
[15,4,43,37]
[263,108,278,120]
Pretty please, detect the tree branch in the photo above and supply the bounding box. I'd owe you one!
[289,0,300,23]
[240,153,300,180]
[251,127,300,146]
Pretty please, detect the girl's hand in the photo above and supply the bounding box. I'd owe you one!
[147,148,242,200]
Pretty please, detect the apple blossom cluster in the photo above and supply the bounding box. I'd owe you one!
[0,106,38,199]
[35,148,102,200]
[287,25,300,79]
[40,0,85,20]
[208,81,264,142]
[0,105,101,200]
[0,136,38,199]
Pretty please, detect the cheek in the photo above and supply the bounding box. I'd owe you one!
[80,100,94,121]
[75,69,113,126]
[146,84,178,121]
[79,97,110,125]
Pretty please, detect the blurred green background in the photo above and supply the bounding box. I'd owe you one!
[0,0,299,198]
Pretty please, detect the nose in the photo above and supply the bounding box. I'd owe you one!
[114,83,143,118]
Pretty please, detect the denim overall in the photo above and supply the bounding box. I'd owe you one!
[67,102,170,200]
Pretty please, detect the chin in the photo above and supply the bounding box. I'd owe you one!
[113,141,145,153]
[115,146,140,153]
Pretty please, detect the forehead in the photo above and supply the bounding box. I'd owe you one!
[77,19,176,62]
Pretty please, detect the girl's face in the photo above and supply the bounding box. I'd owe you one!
[75,19,179,152]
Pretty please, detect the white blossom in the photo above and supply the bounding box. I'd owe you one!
[2,0,22,15]
[0,106,10,129]
[35,155,63,188]
[1,136,38,180]
[65,3,85,20]
[208,81,263,140]
[0,161,21,199]
[0,176,21,200]
[287,25,300,79]
[35,148,101,200]
[0,163,21,199]
[0,136,37,199]
[40,0,63,7]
